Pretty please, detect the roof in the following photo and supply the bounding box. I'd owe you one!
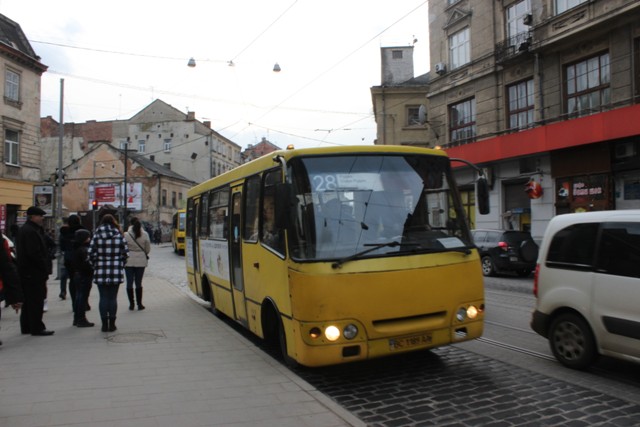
[0,13,37,59]
[127,150,195,184]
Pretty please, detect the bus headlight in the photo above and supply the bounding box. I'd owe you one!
[466,305,479,319]
[325,325,341,341]
[456,307,467,322]
[343,324,358,340]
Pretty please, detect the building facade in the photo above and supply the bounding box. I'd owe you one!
[61,142,193,238]
[426,0,640,241]
[0,14,47,237]
[41,99,242,190]
[370,46,430,147]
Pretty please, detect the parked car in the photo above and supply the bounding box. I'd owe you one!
[531,210,640,370]
[471,229,538,277]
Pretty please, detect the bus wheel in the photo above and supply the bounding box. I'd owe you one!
[277,320,298,368]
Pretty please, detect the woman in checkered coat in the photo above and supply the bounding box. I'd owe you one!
[89,214,129,332]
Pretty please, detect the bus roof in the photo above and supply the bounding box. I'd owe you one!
[188,145,448,198]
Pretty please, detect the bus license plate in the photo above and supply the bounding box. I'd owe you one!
[389,334,432,351]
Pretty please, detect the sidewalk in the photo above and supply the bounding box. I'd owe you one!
[0,273,364,426]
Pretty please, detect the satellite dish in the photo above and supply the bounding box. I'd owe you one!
[418,105,427,124]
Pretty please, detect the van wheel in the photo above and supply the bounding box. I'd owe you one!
[481,256,496,276]
[549,313,596,370]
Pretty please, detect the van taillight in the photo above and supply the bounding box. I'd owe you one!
[498,241,508,251]
[533,264,540,297]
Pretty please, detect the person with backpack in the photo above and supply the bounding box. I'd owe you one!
[124,217,151,311]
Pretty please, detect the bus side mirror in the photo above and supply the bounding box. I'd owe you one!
[274,183,292,229]
[477,176,490,215]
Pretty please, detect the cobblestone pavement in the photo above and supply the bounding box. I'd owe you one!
[291,346,640,426]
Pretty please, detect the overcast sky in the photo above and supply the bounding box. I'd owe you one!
[1,0,429,150]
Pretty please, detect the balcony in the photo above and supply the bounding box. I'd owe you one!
[495,32,532,64]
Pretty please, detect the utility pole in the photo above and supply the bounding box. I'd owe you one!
[56,79,64,278]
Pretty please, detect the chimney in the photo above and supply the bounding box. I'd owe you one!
[187,111,195,121]
[203,120,211,128]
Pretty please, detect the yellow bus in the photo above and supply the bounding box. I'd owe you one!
[185,145,489,367]
[171,209,186,255]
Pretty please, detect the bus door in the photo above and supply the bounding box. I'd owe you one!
[191,198,202,294]
[230,189,248,325]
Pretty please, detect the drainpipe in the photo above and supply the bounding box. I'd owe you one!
[535,53,545,122]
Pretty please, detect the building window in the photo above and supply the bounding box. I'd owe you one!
[392,50,403,59]
[556,0,587,15]
[119,141,128,150]
[634,38,640,102]
[164,139,172,152]
[163,163,171,170]
[171,191,177,208]
[5,69,19,103]
[406,106,421,126]
[449,98,476,144]
[565,52,610,117]
[507,79,534,129]
[162,189,167,206]
[138,141,145,153]
[507,0,531,42]
[4,129,19,165]
[449,28,470,69]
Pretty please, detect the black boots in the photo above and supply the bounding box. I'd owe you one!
[136,288,145,310]
[101,317,117,332]
[76,318,95,328]
[127,289,135,310]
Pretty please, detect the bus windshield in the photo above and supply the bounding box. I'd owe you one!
[288,154,473,262]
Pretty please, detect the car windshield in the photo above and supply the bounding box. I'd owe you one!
[286,154,473,262]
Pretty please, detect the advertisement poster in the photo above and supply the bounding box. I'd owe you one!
[33,185,54,216]
[88,182,142,211]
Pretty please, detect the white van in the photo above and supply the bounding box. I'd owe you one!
[531,210,640,369]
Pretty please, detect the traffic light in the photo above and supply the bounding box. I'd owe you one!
[92,200,98,210]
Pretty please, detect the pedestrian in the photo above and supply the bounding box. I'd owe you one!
[71,229,94,328]
[124,217,151,311]
[153,228,161,245]
[15,206,54,336]
[89,214,128,332]
[0,233,23,345]
[58,217,70,300]
[59,214,90,321]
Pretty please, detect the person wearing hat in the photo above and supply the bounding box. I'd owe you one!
[15,206,54,336]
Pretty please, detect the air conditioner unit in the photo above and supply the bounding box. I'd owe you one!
[435,62,446,75]
[615,142,636,159]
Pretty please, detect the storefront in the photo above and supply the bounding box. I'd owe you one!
[0,178,36,239]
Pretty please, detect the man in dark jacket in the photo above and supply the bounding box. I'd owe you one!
[0,233,23,345]
[15,206,54,336]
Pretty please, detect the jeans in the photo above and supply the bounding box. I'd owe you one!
[125,266,145,290]
[73,273,93,322]
[59,265,68,297]
[97,284,120,320]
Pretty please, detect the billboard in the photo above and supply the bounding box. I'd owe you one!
[34,185,54,216]
[88,182,143,211]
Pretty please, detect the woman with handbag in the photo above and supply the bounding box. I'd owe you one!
[124,217,151,311]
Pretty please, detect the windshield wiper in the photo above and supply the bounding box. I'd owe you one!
[331,241,414,269]
[331,242,472,269]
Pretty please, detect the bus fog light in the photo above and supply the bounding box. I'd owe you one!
[325,325,340,341]
[309,327,322,339]
[467,305,478,319]
[343,324,358,340]
[456,307,467,322]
